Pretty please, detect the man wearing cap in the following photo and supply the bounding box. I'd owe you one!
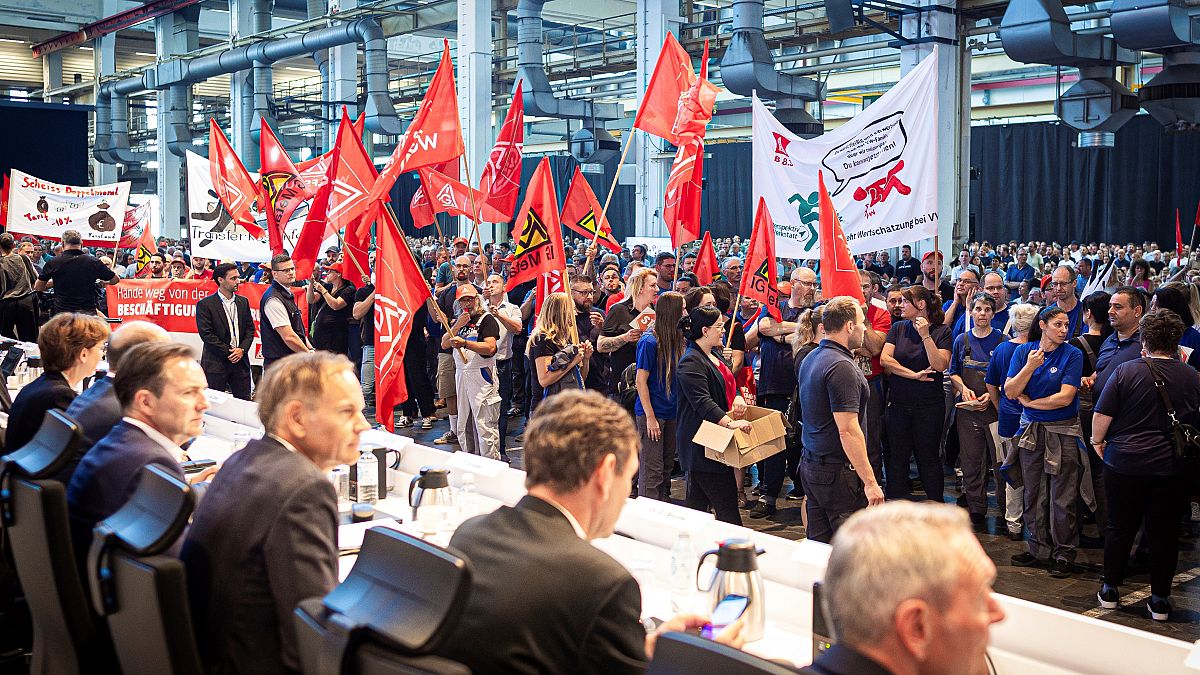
[433,255,480,445]
[169,255,192,279]
[441,283,502,459]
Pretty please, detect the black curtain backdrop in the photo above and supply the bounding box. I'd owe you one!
[0,100,90,187]
[390,114,1200,248]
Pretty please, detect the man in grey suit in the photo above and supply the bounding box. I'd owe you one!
[436,390,744,674]
[182,352,370,675]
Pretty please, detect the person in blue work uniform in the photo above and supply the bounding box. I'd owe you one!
[986,303,1041,541]
[1088,287,1147,399]
[1005,306,1086,579]
[1049,265,1085,339]
[949,293,1008,529]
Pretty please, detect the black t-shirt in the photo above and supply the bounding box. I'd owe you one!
[456,312,500,346]
[895,257,920,284]
[314,281,356,329]
[575,306,607,391]
[601,299,639,395]
[1095,357,1200,475]
[759,305,803,396]
[798,340,870,460]
[885,320,953,404]
[39,249,117,313]
[356,284,375,344]
[529,332,564,362]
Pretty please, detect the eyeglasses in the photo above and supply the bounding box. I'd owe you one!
[795,280,816,288]
[274,266,296,274]
[1048,281,1073,288]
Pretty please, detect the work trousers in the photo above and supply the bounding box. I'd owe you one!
[801,455,867,544]
[884,400,946,503]
[498,357,514,454]
[1079,408,1109,529]
[454,365,501,460]
[401,342,436,420]
[637,415,678,501]
[685,469,743,526]
[757,394,800,505]
[0,296,37,342]
[1103,467,1186,598]
[957,408,998,516]
[864,377,886,484]
[998,437,1025,534]
[1020,431,1083,562]
[361,345,375,402]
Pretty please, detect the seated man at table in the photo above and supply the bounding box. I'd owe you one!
[182,352,369,675]
[804,502,1005,675]
[437,390,743,674]
[67,342,211,552]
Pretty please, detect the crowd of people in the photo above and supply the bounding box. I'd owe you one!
[5,225,1200,652]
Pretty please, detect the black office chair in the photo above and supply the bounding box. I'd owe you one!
[87,464,201,675]
[293,527,474,675]
[0,410,105,675]
[647,631,801,675]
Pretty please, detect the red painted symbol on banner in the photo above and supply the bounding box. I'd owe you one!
[853,160,912,210]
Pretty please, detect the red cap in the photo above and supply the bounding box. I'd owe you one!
[921,251,943,263]
[453,236,469,246]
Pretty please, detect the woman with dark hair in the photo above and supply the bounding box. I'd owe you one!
[308,264,356,356]
[634,292,686,500]
[1073,291,1114,528]
[675,306,752,525]
[1006,305,1086,579]
[1129,259,1155,293]
[880,285,953,502]
[1093,309,1200,621]
[1151,283,1200,350]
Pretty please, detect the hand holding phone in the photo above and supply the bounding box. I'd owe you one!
[700,594,750,639]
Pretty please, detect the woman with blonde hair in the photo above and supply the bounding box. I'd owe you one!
[599,267,658,397]
[527,292,592,406]
[634,291,686,500]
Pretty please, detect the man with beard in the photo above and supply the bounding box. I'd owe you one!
[442,284,502,459]
[433,255,480,444]
[571,275,608,392]
[653,252,676,294]
[886,286,905,323]
[895,244,920,285]
[920,251,954,304]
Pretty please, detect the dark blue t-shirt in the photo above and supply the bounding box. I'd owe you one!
[986,339,1025,437]
[634,333,677,420]
[884,321,953,405]
[1095,357,1200,475]
[798,340,869,460]
[1005,264,1035,298]
[1182,327,1200,351]
[758,305,803,396]
[949,303,1011,339]
[1005,341,1083,423]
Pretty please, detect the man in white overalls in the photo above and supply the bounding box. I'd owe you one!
[441,284,502,459]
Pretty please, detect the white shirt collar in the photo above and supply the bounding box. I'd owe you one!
[537,494,587,540]
[122,416,186,463]
[268,433,300,454]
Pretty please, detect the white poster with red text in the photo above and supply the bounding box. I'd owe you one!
[6,169,131,245]
[752,55,939,259]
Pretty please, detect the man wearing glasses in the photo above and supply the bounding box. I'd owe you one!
[981,271,1013,336]
[942,269,980,338]
[720,256,744,287]
[1050,264,1084,338]
[260,253,312,373]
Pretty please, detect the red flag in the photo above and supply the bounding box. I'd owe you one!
[134,226,158,277]
[1177,208,1184,266]
[337,206,374,285]
[259,119,316,255]
[817,171,865,305]
[662,136,704,248]
[506,158,564,291]
[327,112,380,241]
[741,197,782,321]
[632,34,718,145]
[367,40,464,206]
[0,174,8,227]
[693,231,719,286]
[208,118,265,238]
[561,167,620,253]
[119,200,152,248]
[374,216,433,431]
[534,269,566,323]
[478,80,524,220]
[349,106,365,140]
[291,141,341,280]
[421,167,510,222]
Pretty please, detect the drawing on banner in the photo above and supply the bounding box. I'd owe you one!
[753,55,939,259]
[5,169,131,244]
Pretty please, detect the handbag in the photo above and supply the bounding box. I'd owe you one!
[1142,358,1200,474]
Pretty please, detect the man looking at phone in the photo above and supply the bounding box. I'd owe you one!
[437,390,743,673]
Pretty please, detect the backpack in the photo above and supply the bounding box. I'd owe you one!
[616,362,639,412]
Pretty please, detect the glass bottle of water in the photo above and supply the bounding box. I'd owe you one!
[357,450,378,505]
[458,473,479,518]
[669,531,695,613]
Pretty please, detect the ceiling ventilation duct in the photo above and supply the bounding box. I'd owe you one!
[515,0,622,163]
[720,0,822,138]
[1000,0,1139,148]
[1110,0,1200,132]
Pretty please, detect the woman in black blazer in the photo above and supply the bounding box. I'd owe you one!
[675,306,753,525]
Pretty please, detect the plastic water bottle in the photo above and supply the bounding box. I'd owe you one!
[458,473,479,518]
[669,531,696,613]
[357,450,378,505]
[329,466,350,512]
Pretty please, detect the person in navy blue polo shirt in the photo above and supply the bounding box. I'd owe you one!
[1004,248,1036,300]
[1005,306,1085,579]
[1089,287,1147,398]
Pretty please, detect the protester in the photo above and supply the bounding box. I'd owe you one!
[433,255,476,445]
[486,274,522,460]
[599,268,656,397]
[634,291,685,500]
[1091,286,1147,398]
[570,274,608,392]
[196,262,255,400]
[856,269,893,483]
[441,283,502,460]
[528,292,591,402]
[1072,291,1114,530]
[0,233,39,341]
[307,264,356,357]
[32,229,120,315]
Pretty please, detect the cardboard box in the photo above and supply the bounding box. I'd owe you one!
[695,405,789,468]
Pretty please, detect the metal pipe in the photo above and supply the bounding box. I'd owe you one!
[249,0,273,151]
[515,0,620,121]
[779,53,901,75]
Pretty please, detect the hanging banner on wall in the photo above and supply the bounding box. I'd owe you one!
[5,169,131,244]
[752,54,940,260]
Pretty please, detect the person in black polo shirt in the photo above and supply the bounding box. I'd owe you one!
[33,229,119,315]
[599,268,656,398]
[798,297,884,543]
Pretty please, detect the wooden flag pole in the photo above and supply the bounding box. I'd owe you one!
[590,130,636,248]
[724,291,742,349]
[459,159,485,253]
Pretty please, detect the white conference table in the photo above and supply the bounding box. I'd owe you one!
[197,396,1200,674]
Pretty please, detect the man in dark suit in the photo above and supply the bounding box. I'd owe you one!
[436,391,743,674]
[67,342,211,552]
[196,262,255,399]
[182,352,369,675]
[801,503,1005,675]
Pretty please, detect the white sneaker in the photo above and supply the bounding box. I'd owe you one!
[395,416,413,428]
[434,431,458,445]
[1191,501,1200,523]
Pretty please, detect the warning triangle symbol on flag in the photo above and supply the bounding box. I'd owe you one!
[578,210,599,235]
[515,210,550,255]
[753,259,771,282]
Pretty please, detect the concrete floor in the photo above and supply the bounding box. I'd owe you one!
[389,409,1200,643]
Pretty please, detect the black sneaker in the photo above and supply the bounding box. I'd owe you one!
[749,501,777,519]
[1011,552,1043,567]
[1148,595,1171,622]
[969,512,986,527]
[1097,584,1120,610]
[1049,558,1073,578]
[785,488,804,501]
[1008,529,1024,542]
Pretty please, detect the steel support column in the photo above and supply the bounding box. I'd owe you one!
[42,52,63,103]
[458,0,492,242]
[156,7,199,238]
[230,0,255,159]
[634,0,681,237]
[328,0,359,148]
[93,2,119,185]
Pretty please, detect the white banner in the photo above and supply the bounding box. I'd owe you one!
[753,55,940,260]
[6,169,131,244]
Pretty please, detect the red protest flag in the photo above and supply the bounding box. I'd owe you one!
[0,174,8,227]
[327,112,380,241]
[367,40,464,206]
[478,80,524,220]
[662,136,704,248]
[374,215,433,431]
[421,167,510,223]
[291,141,341,280]
[693,231,719,286]
[119,200,151,249]
[134,226,158,277]
[534,269,566,323]
[506,157,564,291]
[741,197,782,321]
[1176,208,1184,266]
[561,167,620,253]
[259,119,316,255]
[632,34,718,145]
[208,118,265,238]
[349,106,365,140]
[817,171,865,305]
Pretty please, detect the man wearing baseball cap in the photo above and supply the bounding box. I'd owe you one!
[441,283,502,459]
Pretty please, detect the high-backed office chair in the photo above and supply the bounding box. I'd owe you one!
[87,464,201,675]
[293,527,473,675]
[647,631,801,675]
[0,410,105,675]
